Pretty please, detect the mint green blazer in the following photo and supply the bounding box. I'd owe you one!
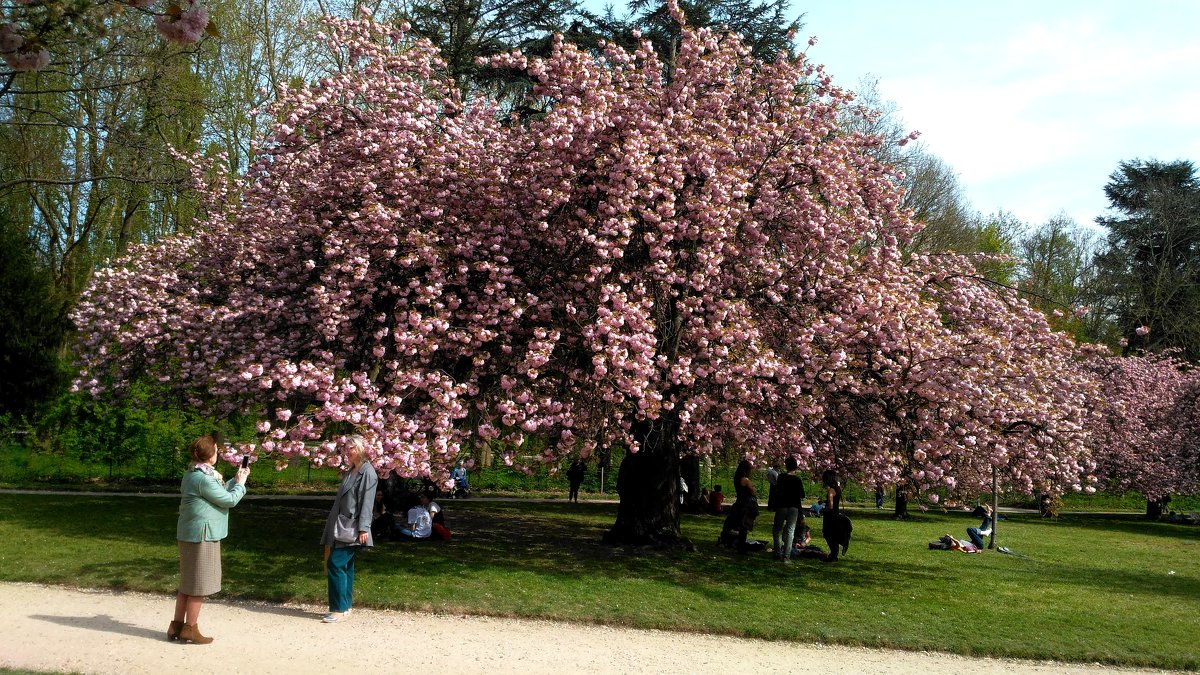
[176,467,247,542]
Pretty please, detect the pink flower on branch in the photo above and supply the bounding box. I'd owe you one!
[0,22,48,71]
[153,0,210,44]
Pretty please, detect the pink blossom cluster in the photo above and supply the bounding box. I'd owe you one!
[2,1,209,74]
[152,1,209,44]
[72,14,1113,497]
[0,21,49,71]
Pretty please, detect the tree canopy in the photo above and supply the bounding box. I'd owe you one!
[72,10,1108,543]
[1095,159,1200,360]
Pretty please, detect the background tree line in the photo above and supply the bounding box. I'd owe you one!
[2,0,1197,492]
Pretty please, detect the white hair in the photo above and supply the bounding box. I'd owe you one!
[344,434,367,460]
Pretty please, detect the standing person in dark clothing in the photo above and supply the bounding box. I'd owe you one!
[821,469,851,562]
[720,460,759,552]
[566,458,586,503]
[771,457,806,563]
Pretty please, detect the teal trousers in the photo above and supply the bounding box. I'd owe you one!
[327,546,357,613]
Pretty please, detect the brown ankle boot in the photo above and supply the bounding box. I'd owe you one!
[167,620,183,641]
[179,623,213,644]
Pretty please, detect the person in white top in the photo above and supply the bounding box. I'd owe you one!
[427,496,443,525]
[400,493,433,540]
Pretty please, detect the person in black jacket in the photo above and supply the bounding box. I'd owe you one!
[566,458,586,504]
[821,469,852,562]
[719,460,759,551]
[770,456,806,562]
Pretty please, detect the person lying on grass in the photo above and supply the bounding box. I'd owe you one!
[929,534,980,553]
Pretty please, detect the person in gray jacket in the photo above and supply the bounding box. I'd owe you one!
[169,435,249,644]
[321,435,378,623]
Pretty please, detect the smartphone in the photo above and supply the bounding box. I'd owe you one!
[241,455,250,468]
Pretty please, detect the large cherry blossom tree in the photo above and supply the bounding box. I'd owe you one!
[802,253,1099,518]
[72,8,1099,546]
[1087,351,1200,517]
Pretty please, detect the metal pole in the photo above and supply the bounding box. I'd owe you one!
[989,467,999,550]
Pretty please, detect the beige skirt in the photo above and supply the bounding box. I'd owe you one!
[178,540,222,596]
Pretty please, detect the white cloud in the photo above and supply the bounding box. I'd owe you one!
[807,4,1200,227]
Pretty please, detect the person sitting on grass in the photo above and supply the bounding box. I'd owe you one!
[708,485,725,515]
[790,524,826,559]
[398,492,433,540]
[427,492,444,526]
[967,504,993,549]
[426,490,453,541]
[371,491,397,542]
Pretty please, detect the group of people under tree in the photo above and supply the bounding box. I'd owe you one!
[690,485,726,515]
[714,458,850,563]
[371,476,453,542]
[164,419,1066,646]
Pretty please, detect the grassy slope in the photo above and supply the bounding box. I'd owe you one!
[0,494,1196,669]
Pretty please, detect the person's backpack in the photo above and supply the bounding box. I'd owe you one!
[824,511,853,554]
[430,523,452,541]
[837,513,853,553]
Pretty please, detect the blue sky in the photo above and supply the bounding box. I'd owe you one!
[798,1,1200,231]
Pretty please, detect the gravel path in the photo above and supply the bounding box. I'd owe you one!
[0,582,1178,674]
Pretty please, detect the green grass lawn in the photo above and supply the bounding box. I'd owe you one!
[0,494,1196,670]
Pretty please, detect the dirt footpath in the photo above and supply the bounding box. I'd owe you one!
[0,582,1176,675]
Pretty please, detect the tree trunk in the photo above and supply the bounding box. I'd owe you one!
[680,454,700,511]
[988,469,999,550]
[893,489,910,519]
[1146,495,1169,520]
[602,416,693,550]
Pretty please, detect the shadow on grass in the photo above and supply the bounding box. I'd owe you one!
[362,504,979,601]
[3,494,1199,606]
[1051,512,1200,540]
[0,495,333,601]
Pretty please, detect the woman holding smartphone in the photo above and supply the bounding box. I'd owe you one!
[168,435,249,644]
